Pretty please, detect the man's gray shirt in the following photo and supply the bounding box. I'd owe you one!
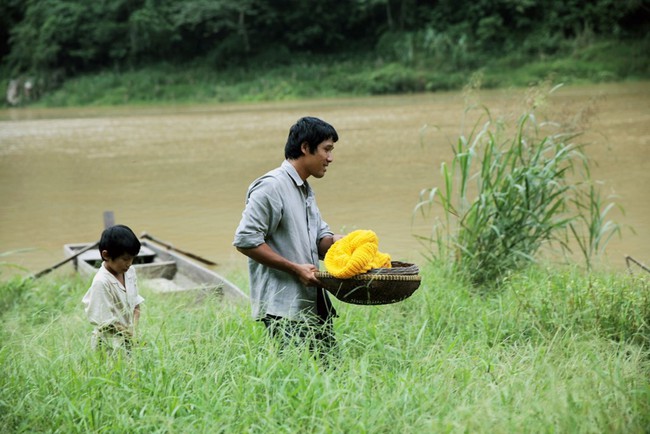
[233,160,333,320]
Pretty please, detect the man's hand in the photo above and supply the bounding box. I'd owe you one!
[237,244,322,285]
[294,263,320,286]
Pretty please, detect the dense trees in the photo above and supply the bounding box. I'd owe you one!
[1,0,648,85]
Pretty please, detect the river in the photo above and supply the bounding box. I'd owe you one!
[1,82,648,279]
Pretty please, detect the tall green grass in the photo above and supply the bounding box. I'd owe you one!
[1,266,649,433]
[415,81,621,288]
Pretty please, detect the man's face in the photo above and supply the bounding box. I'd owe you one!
[303,138,335,179]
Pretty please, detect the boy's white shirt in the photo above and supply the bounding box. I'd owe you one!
[82,263,144,332]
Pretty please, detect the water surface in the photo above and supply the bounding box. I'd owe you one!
[1,82,648,277]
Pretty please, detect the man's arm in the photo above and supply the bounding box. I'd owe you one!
[317,234,344,259]
[237,243,321,286]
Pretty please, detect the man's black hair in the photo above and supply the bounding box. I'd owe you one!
[99,224,141,259]
[284,117,338,159]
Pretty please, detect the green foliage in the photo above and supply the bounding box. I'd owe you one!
[415,81,621,288]
[1,268,649,432]
[506,266,650,346]
[21,35,647,107]
[5,0,137,90]
[128,4,175,62]
[0,250,33,315]
[0,277,29,318]
[570,184,623,270]
[1,0,649,106]
[3,0,648,83]
[352,63,426,94]
[0,274,87,324]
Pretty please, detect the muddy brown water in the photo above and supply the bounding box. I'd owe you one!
[1,82,648,279]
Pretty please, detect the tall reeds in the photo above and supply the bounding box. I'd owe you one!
[416,83,620,288]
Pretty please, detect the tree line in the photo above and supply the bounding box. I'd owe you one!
[1,0,648,83]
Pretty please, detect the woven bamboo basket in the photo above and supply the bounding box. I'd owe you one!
[316,261,421,305]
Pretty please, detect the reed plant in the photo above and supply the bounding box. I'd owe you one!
[1,268,648,433]
[415,82,620,288]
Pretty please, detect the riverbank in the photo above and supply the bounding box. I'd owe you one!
[5,38,649,108]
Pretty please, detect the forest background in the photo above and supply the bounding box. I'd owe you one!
[1,0,649,106]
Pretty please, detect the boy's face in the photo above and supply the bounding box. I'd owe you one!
[101,251,135,277]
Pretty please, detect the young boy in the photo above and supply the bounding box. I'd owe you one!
[82,224,144,353]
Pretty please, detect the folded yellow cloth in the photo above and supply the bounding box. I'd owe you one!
[324,230,392,278]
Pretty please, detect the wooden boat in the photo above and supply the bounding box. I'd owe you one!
[63,240,247,301]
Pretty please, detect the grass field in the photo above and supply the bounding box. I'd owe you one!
[1,263,648,433]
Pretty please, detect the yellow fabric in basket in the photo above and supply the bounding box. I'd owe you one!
[324,230,392,278]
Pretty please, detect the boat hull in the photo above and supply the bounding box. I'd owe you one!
[63,241,247,301]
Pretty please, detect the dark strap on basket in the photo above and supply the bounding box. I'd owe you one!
[317,287,337,319]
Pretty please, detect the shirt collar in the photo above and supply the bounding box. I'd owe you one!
[100,262,127,289]
[281,159,306,188]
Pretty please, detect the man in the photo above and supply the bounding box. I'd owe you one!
[233,116,343,354]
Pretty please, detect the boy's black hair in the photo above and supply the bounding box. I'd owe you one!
[99,224,141,259]
[284,117,338,159]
